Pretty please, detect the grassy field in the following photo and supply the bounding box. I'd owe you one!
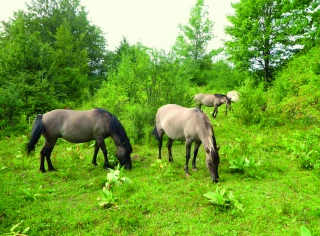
[0,108,319,235]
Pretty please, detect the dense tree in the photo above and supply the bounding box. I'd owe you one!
[0,0,107,119]
[225,0,320,83]
[172,0,217,85]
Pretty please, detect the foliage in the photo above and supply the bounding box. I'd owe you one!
[0,86,25,135]
[0,0,106,122]
[97,165,132,209]
[301,225,312,236]
[3,221,30,236]
[268,44,320,123]
[232,78,268,125]
[172,0,214,61]
[105,164,132,190]
[205,60,243,91]
[225,0,320,83]
[172,0,216,85]
[89,44,190,144]
[1,117,320,235]
[229,156,261,172]
[22,185,45,201]
[282,128,320,171]
[204,187,244,212]
[97,188,116,209]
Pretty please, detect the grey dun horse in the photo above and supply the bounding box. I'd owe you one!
[193,93,231,118]
[26,108,133,172]
[153,104,220,183]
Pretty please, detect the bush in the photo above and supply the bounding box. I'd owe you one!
[268,45,320,123]
[233,78,267,125]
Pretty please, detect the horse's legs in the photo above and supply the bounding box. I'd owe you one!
[40,141,56,172]
[39,145,47,173]
[167,138,174,162]
[46,147,55,171]
[184,139,193,175]
[91,141,99,166]
[96,138,109,169]
[157,130,164,160]
[192,141,201,171]
[213,105,218,118]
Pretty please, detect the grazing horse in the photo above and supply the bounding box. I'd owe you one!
[193,93,232,118]
[227,90,240,102]
[26,108,133,172]
[153,104,220,183]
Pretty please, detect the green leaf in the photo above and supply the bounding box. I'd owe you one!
[300,225,311,236]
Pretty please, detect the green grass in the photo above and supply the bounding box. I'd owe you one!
[0,109,320,235]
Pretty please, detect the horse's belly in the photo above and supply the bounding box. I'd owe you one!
[60,128,95,143]
[165,130,185,141]
[61,135,94,143]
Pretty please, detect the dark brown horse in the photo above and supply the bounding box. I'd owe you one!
[26,108,132,172]
[193,93,231,118]
[153,104,220,183]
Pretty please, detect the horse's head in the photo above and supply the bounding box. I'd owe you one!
[116,144,132,169]
[205,146,220,183]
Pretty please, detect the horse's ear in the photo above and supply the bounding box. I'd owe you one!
[205,147,210,154]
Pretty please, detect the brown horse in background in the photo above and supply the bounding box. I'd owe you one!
[153,104,220,183]
[193,93,231,118]
[26,108,133,172]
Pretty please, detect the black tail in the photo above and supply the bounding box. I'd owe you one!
[26,114,43,154]
[152,125,160,141]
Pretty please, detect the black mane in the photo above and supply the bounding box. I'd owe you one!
[95,108,132,153]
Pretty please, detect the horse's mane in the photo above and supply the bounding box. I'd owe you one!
[95,108,132,153]
[214,94,227,98]
[201,112,213,136]
[201,111,219,151]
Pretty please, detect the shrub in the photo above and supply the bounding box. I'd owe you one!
[233,78,267,125]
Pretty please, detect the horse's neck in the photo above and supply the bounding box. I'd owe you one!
[110,133,122,147]
[198,127,213,151]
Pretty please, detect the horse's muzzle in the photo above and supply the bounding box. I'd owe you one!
[124,163,132,170]
[213,178,219,183]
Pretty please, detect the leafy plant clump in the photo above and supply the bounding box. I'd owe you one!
[97,187,117,209]
[97,164,132,209]
[105,164,132,190]
[204,187,244,212]
[229,156,261,172]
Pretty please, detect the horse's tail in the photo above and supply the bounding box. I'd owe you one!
[152,125,160,141]
[26,114,43,154]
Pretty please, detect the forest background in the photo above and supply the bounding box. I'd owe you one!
[0,0,319,139]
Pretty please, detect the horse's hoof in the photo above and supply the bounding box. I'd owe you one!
[40,169,46,173]
[92,162,98,166]
[213,178,219,183]
[48,168,56,172]
[192,168,198,171]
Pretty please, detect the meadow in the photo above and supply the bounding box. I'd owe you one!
[0,106,319,235]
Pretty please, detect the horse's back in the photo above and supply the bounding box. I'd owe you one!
[42,109,109,143]
[194,93,215,107]
[156,104,202,140]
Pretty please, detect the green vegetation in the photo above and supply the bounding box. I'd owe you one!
[1,113,319,235]
[1,0,320,235]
